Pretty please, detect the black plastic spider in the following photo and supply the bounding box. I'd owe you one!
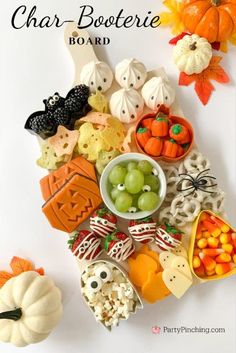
[176,169,218,196]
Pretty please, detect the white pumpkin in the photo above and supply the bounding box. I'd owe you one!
[109,88,144,124]
[115,58,147,89]
[173,34,212,75]
[141,77,175,109]
[80,60,113,93]
[0,271,62,347]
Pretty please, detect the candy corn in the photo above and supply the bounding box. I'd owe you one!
[202,221,221,237]
[194,263,205,277]
[193,248,201,256]
[215,253,231,263]
[215,263,232,276]
[206,269,216,276]
[231,233,236,250]
[233,254,236,264]
[202,231,211,238]
[193,256,201,268]
[199,253,216,272]
[220,233,231,244]
[207,237,219,249]
[197,238,208,249]
[222,243,233,254]
[202,248,223,257]
[210,216,230,233]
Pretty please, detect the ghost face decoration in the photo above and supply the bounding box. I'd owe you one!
[80,61,113,93]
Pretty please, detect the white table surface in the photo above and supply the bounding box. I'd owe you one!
[1,1,236,352]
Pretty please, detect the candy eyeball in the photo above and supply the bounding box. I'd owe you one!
[117,183,126,191]
[115,58,147,89]
[80,60,113,93]
[53,93,60,101]
[86,276,103,292]
[142,185,151,192]
[49,98,55,106]
[110,88,144,124]
[152,168,158,176]
[128,207,137,213]
[95,265,113,283]
[141,76,175,109]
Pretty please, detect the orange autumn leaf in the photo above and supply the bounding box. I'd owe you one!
[0,271,14,288]
[10,256,34,275]
[179,56,230,105]
[0,257,45,288]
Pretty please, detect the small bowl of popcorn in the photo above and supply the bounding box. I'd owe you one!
[80,260,143,329]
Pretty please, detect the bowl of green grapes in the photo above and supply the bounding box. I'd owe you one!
[100,153,166,220]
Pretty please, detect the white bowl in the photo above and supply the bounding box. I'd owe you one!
[100,152,167,220]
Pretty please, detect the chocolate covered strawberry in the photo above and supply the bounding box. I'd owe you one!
[90,207,117,238]
[155,223,182,251]
[128,216,156,243]
[104,230,135,262]
[68,230,103,260]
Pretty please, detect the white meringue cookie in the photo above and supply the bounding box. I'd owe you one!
[109,88,144,124]
[141,77,175,109]
[80,60,113,93]
[115,58,147,89]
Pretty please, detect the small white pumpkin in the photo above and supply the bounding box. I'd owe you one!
[0,271,62,347]
[173,34,212,75]
[141,77,175,109]
[109,88,144,124]
[80,60,113,93]
[115,58,147,89]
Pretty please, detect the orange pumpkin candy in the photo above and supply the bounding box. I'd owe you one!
[144,137,163,157]
[182,0,236,43]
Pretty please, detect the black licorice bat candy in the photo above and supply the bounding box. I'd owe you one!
[24,85,91,139]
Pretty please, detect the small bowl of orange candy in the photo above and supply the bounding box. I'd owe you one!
[189,210,236,281]
[135,105,194,162]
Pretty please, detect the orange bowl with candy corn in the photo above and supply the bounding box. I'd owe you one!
[189,210,236,282]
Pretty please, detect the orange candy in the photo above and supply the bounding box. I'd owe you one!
[193,256,201,268]
[194,263,205,277]
[215,253,231,263]
[222,243,233,254]
[215,263,233,276]
[202,221,221,237]
[220,233,231,244]
[210,216,230,233]
[197,238,208,249]
[207,237,219,249]
[202,248,223,257]
[199,253,216,272]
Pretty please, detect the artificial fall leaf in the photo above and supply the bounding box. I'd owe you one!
[179,56,230,105]
[0,257,45,288]
[169,32,190,45]
[0,271,14,288]
[159,0,185,35]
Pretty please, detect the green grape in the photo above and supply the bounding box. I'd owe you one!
[108,165,127,185]
[144,175,160,192]
[125,170,144,194]
[115,192,132,212]
[127,161,138,172]
[110,187,123,200]
[138,192,159,211]
[137,160,153,175]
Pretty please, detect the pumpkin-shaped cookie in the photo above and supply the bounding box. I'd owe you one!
[0,271,62,347]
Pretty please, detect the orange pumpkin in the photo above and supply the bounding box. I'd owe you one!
[144,137,163,157]
[162,139,179,158]
[182,0,236,43]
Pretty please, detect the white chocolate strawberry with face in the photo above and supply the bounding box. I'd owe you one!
[155,223,182,251]
[105,230,135,262]
[128,217,156,244]
[90,207,117,238]
[68,230,103,260]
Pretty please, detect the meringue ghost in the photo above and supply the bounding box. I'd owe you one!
[141,77,175,109]
[110,88,144,124]
[115,58,147,89]
[80,61,113,93]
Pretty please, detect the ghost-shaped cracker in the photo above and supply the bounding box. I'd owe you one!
[171,256,192,280]
[172,246,188,259]
[162,268,192,298]
[159,252,177,269]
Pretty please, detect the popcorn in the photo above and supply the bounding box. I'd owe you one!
[81,261,142,329]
